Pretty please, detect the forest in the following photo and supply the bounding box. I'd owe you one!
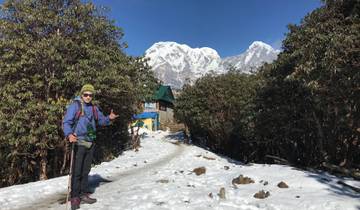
[175,0,360,176]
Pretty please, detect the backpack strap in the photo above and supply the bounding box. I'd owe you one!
[74,100,98,127]
[74,100,83,121]
[70,100,84,133]
[92,105,99,125]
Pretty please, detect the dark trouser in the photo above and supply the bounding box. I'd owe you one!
[71,144,95,198]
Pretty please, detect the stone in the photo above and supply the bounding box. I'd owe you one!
[232,175,255,185]
[254,190,270,199]
[218,187,226,199]
[193,167,206,176]
[277,181,289,188]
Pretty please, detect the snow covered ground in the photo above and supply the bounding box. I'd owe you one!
[0,129,359,210]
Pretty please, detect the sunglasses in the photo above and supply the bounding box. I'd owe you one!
[82,93,93,98]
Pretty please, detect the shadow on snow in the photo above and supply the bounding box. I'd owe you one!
[57,174,112,204]
[301,169,360,199]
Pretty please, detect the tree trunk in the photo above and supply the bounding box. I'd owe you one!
[132,126,141,151]
[184,124,190,144]
[312,111,325,160]
[39,149,48,180]
[9,157,17,185]
[60,140,69,175]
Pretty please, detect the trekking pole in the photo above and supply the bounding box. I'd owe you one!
[66,143,75,210]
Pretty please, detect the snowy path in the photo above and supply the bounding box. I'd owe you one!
[1,131,183,210]
[1,130,360,210]
[41,142,185,210]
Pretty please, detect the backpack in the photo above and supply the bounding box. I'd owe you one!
[72,100,99,124]
[62,100,99,134]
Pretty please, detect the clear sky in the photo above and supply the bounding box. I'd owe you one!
[91,0,322,57]
[0,0,323,58]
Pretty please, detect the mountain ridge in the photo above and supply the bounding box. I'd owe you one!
[145,41,280,89]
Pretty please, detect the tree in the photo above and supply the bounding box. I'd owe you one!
[0,0,158,187]
[175,0,359,170]
[174,71,261,160]
[255,0,360,167]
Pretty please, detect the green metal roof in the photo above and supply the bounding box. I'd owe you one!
[153,85,175,104]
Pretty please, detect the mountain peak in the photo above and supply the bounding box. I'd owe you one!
[147,42,219,57]
[248,41,274,51]
[145,41,279,88]
[145,42,223,88]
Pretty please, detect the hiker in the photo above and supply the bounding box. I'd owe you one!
[63,84,118,210]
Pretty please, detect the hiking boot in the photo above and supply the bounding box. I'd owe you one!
[80,193,97,204]
[70,197,80,210]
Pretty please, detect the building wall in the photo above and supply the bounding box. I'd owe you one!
[143,118,154,130]
[140,101,174,131]
[144,102,157,112]
[159,107,174,124]
[132,118,155,131]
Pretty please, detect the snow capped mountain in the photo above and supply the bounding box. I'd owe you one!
[145,42,224,89]
[145,41,280,89]
[222,41,280,73]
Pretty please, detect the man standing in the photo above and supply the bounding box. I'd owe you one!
[63,84,118,210]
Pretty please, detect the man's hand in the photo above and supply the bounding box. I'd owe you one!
[109,109,119,120]
[68,133,77,142]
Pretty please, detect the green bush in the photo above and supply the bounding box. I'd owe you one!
[175,71,261,160]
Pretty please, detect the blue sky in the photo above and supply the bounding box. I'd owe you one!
[1,0,322,57]
[91,0,322,57]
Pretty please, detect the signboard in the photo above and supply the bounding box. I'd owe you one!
[144,102,157,111]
